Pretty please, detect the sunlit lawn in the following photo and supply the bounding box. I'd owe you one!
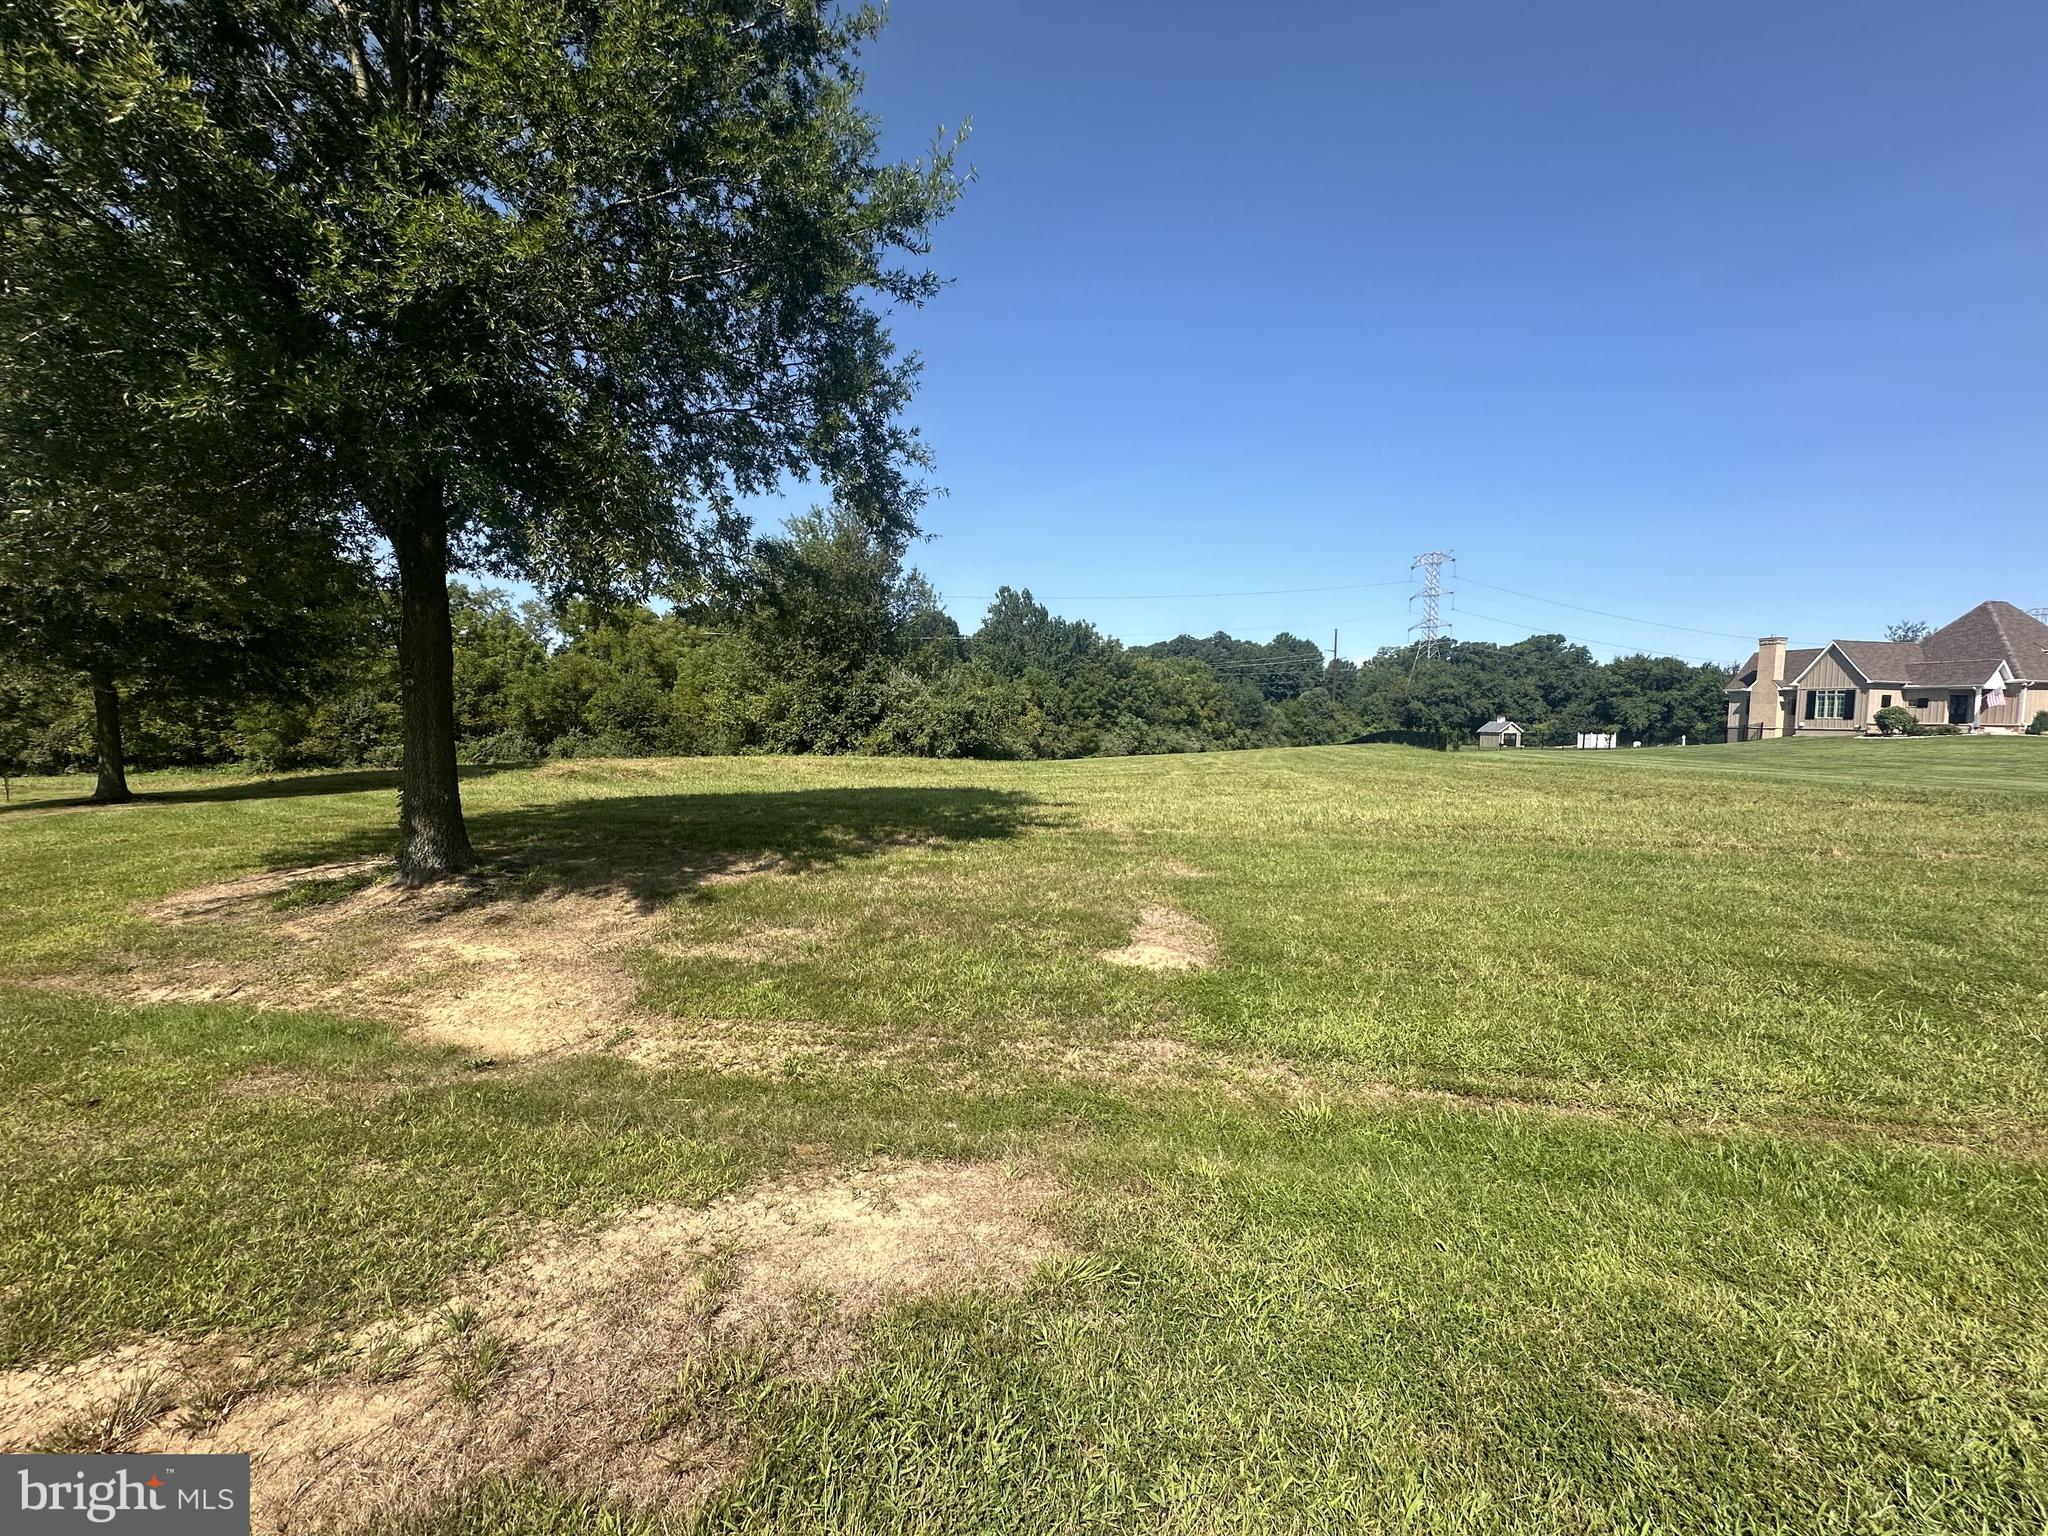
[3,736,2045,1532]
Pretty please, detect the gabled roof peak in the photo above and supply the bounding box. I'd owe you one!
[1923,601,2048,678]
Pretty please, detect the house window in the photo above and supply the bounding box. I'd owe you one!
[1881,695,1893,708]
[1912,698,1929,708]
[1806,689,1855,720]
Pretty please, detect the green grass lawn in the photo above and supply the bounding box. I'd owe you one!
[3,737,2045,1532]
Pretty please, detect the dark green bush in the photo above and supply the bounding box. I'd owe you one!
[2029,710,2048,736]
[456,731,540,766]
[547,728,646,760]
[861,667,1031,759]
[1873,705,1918,737]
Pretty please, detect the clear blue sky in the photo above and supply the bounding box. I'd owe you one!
[797,0,2048,664]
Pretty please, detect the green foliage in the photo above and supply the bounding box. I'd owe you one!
[2029,710,2048,736]
[861,667,1032,759]
[703,507,959,755]
[1874,705,1919,737]
[456,732,542,767]
[546,729,648,761]
[3,0,965,583]
[0,553,1753,773]
[0,49,370,789]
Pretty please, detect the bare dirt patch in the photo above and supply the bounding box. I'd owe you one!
[1099,904,1218,972]
[0,1338,271,1452]
[120,862,783,1060]
[2,1161,1057,1534]
[0,1344,179,1451]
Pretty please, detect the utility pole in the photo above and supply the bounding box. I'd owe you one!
[1409,550,1454,661]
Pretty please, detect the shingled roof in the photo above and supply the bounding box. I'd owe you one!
[1727,602,2048,692]
[1920,601,2048,680]
[1728,648,1821,690]
[1830,640,1927,681]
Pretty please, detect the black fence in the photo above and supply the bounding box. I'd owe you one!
[1347,728,1456,752]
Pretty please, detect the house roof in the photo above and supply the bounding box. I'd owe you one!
[1890,661,2013,691]
[1476,717,1524,736]
[1828,640,1927,682]
[1728,648,1821,692]
[1921,601,2048,681]
[1726,603,2048,694]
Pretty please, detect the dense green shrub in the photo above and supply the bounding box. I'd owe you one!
[1874,705,1918,737]
[456,731,541,766]
[861,667,1031,759]
[547,729,648,760]
[2029,710,2048,736]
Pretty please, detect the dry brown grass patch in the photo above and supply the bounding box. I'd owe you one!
[123,851,823,1060]
[2,1162,1058,1535]
[1099,904,1218,972]
[1598,1377,1697,1434]
[218,1065,320,1099]
[660,925,819,964]
[120,863,710,1059]
[145,860,387,925]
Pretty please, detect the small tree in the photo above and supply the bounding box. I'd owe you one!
[0,199,365,801]
[1874,705,1918,737]
[1885,620,1932,644]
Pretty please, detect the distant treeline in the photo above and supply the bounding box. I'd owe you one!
[0,512,1733,774]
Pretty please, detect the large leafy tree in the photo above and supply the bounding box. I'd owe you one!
[3,0,961,876]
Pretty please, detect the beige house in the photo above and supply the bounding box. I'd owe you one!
[1726,601,2048,742]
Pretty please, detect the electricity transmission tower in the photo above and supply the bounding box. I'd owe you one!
[1409,550,1455,660]
[2029,606,2048,622]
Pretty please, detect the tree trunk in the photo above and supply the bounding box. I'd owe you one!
[392,481,476,882]
[88,670,132,803]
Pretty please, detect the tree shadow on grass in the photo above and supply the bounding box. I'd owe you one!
[0,768,396,817]
[257,785,1052,913]
[0,766,532,816]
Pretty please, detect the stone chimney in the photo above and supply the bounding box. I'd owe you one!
[1748,636,1788,739]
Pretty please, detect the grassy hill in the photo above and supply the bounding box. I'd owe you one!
[3,737,2044,1532]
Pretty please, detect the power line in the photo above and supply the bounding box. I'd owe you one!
[1452,606,1733,666]
[940,578,1410,603]
[1459,575,1757,642]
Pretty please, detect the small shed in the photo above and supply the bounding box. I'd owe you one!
[1476,716,1525,750]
